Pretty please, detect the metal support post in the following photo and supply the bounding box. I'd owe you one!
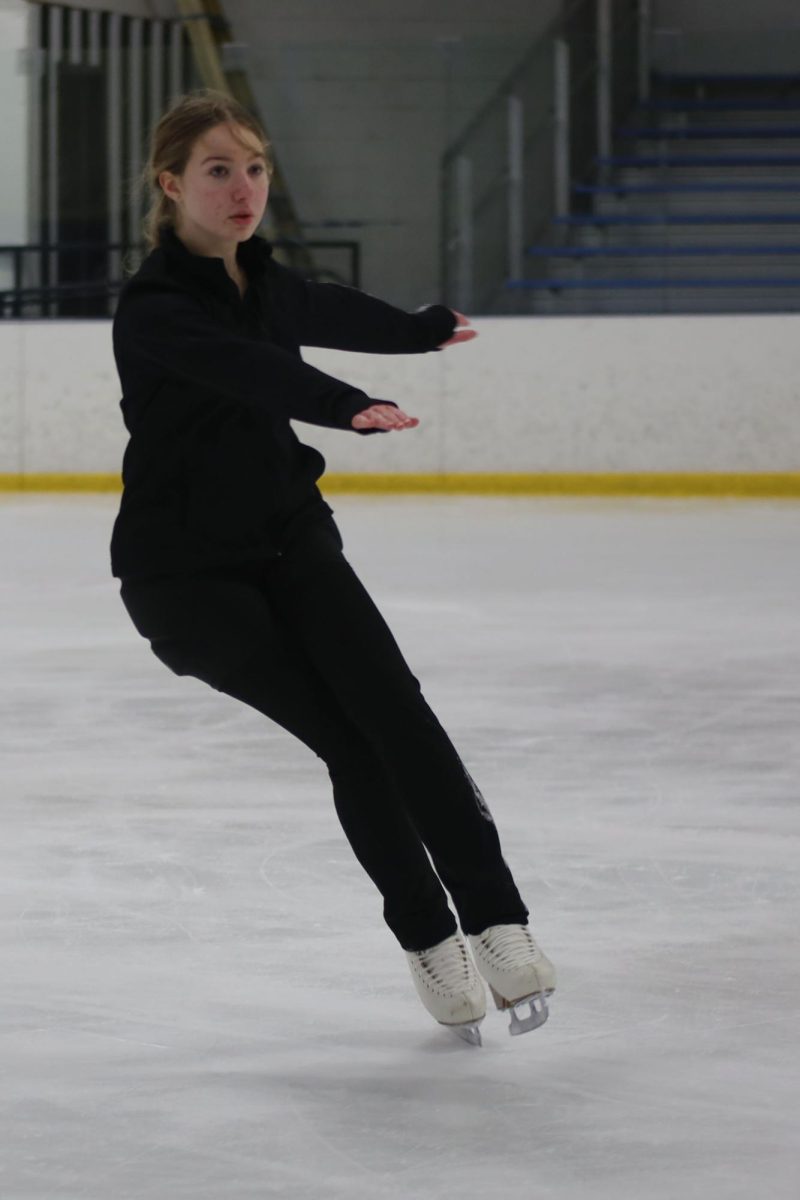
[46,4,61,313]
[127,19,144,256]
[107,13,122,291]
[454,154,473,313]
[597,0,612,164]
[507,93,524,282]
[638,0,652,103]
[553,38,570,220]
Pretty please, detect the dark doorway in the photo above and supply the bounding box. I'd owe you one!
[57,61,108,316]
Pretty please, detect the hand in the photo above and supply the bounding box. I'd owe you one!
[351,403,420,431]
[438,309,478,349]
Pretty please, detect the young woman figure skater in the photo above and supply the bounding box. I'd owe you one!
[111,89,555,1045]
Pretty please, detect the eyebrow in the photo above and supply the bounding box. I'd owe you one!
[201,153,265,164]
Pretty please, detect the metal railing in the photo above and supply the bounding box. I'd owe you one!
[441,0,649,313]
[0,239,362,318]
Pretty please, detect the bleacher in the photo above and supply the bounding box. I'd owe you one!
[516,72,800,314]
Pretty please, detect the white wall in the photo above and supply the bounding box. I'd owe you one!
[653,1,800,29]
[0,0,31,273]
[1,314,798,478]
[652,0,800,73]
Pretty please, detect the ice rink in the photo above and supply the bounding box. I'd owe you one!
[1,492,798,1200]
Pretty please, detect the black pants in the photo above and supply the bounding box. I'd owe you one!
[119,514,529,951]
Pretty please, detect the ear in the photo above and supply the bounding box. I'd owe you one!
[159,171,179,202]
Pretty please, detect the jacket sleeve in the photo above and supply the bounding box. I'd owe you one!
[116,287,394,434]
[267,259,458,354]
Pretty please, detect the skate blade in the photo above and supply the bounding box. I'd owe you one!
[445,1020,483,1046]
[489,985,551,1036]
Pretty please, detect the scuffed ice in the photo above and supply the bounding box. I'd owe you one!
[1,492,799,1200]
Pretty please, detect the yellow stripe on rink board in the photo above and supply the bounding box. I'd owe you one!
[0,474,124,492]
[320,473,800,497]
[1,473,800,497]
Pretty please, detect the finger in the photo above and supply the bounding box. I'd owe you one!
[359,405,417,429]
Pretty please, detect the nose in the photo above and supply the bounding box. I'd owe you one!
[232,170,258,201]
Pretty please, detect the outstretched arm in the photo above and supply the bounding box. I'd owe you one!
[267,258,462,354]
[348,309,479,431]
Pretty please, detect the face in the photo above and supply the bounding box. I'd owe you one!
[159,122,270,252]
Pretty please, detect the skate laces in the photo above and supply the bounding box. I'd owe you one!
[412,935,475,995]
[476,924,540,970]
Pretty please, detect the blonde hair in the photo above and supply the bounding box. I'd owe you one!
[134,88,273,262]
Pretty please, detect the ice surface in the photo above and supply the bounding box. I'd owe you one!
[1,493,799,1200]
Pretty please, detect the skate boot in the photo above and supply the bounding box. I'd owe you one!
[468,924,555,1036]
[405,931,487,1045]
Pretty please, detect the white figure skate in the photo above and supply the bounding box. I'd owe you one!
[405,931,487,1045]
[468,924,556,1036]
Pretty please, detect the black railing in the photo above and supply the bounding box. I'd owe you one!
[0,239,361,318]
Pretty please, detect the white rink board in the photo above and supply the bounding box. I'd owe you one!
[0,313,799,475]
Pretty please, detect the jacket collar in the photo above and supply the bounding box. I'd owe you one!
[157,224,273,288]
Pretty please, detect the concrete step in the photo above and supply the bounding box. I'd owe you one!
[610,164,800,184]
[522,286,800,315]
[604,141,800,160]
[523,258,800,281]
[560,220,800,248]
[588,191,800,216]
[526,243,800,259]
[577,181,800,196]
[557,212,800,224]
[525,295,800,319]
[510,272,800,289]
[651,71,800,93]
[632,105,800,125]
[637,99,800,115]
[617,126,800,140]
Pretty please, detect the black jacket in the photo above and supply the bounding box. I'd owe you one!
[110,226,457,581]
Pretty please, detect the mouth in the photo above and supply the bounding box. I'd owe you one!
[231,212,253,222]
